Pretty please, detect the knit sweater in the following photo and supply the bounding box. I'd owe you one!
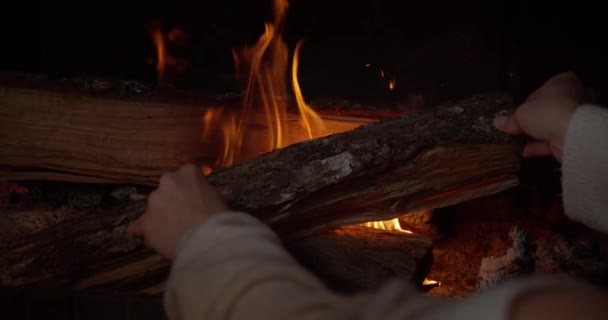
[163,104,608,320]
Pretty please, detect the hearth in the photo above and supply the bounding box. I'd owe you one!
[1,0,608,318]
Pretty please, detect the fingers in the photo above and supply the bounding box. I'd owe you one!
[546,71,580,85]
[493,114,523,134]
[522,141,552,158]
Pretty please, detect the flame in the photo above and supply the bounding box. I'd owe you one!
[149,24,167,84]
[149,22,190,87]
[203,0,328,169]
[292,40,325,138]
[388,79,396,90]
[361,217,413,234]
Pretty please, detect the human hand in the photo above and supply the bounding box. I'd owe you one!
[128,164,228,259]
[493,72,585,161]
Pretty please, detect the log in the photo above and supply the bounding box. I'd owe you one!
[74,227,434,294]
[288,226,433,293]
[0,90,520,289]
[0,79,374,185]
[207,92,521,237]
[0,185,432,293]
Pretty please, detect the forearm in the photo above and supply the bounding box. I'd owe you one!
[162,212,594,320]
[562,104,608,233]
[163,212,373,320]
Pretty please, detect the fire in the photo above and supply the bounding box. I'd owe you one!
[292,40,325,138]
[148,21,190,87]
[149,23,167,84]
[423,278,440,286]
[202,0,328,169]
[361,217,413,234]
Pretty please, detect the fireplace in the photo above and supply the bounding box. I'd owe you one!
[1,0,608,318]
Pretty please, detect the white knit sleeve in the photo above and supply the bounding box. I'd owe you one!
[562,104,608,233]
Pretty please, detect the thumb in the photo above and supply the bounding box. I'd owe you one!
[493,113,523,135]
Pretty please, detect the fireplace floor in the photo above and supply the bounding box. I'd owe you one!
[2,162,608,319]
[420,186,608,297]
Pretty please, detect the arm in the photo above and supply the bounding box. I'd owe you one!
[129,160,607,320]
[561,104,608,232]
[162,211,603,320]
[162,211,436,320]
[494,72,608,233]
[126,165,440,320]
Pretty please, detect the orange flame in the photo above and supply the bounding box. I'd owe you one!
[149,22,190,87]
[292,40,325,138]
[361,217,413,234]
[204,0,328,169]
[149,24,167,84]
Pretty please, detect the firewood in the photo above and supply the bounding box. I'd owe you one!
[0,78,374,185]
[288,226,433,293]
[206,92,521,237]
[73,227,434,294]
[0,184,433,292]
[0,77,520,235]
[0,84,521,289]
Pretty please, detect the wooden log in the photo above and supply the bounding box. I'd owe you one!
[0,91,520,289]
[0,81,374,185]
[73,227,434,294]
[0,185,432,293]
[288,226,433,293]
[207,92,521,237]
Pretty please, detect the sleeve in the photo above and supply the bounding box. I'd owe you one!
[162,212,591,320]
[561,104,608,233]
[161,211,445,320]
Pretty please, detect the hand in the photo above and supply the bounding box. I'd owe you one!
[128,164,228,259]
[493,71,584,161]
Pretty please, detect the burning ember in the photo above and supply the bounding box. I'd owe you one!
[361,217,413,234]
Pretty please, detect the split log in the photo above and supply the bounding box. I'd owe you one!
[288,226,433,293]
[73,226,434,294]
[0,81,373,185]
[0,88,520,289]
[0,185,432,293]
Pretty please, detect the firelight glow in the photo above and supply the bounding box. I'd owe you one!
[361,217,413,234]
[292,40,325,139]
[200,0,330,169]
[150,25,167,84]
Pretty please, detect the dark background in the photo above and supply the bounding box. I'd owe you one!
[1,0,606,106]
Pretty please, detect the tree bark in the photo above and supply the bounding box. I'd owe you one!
[0,187,433,293]
[0,81,373,185]
[0,87,521,289]
[206,92,521,237]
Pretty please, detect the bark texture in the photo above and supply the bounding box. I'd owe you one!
[0,82,371,185]
[0,89,520,290]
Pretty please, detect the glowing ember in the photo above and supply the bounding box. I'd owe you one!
[361,217,413,234]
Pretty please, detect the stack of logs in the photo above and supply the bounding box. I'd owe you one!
[0,74,521,294]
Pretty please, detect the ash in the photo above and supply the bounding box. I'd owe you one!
[477,227,536,289]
